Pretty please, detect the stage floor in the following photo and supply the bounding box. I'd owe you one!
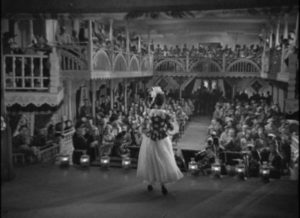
[1,165,298,218]
[178,116,211,151]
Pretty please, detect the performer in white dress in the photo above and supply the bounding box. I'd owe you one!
[137,87,183,195]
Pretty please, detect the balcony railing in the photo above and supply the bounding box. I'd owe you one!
[57,44,89,71]
[4,54,50,91]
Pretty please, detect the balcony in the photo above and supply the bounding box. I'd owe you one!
[153,52,262,78]
[58,44,153,80]
[3,52,63,107]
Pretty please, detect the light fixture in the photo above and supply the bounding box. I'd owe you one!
[188,157,199,175]
[80,154,90,167]
[260,161,270,183]
[60,155,70,167]
[235,163,247,180]
[211,162,221,178]
[122,156,131,169]
[100,155,110,169]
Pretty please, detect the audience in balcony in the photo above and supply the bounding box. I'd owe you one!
[153,43,263,62]
[56,26,72,45]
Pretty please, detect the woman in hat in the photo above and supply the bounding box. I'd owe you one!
[137,87,183,195]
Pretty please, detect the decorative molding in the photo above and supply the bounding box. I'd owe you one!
[91,70,153,79]
[5,88,64,107]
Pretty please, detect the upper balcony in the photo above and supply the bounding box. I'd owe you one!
[58,43,153,80]
[153,48,263,78]
[3,51,64,107]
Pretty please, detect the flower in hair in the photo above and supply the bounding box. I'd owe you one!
[150,86,164,104]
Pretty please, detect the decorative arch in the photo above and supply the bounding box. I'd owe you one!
[154,59,185,73]
[129,56,139,71]
[93,49,111,71]
[113,53,127,72]
[226,58,260,73]
[189,59,222,72]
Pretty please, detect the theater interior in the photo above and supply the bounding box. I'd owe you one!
[1,0,299,218]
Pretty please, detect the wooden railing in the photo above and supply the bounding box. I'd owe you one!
[154,53,262,75]
[4,54,50,91]
[58,44,88,71]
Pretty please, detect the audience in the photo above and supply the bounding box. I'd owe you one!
[202,92,296,178]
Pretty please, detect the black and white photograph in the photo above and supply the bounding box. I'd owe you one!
[1,0,299,217]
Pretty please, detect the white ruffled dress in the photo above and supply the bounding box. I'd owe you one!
[137,109,183,184]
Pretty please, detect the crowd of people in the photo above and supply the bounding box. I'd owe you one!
[197,93,298,178]
[70,91,194,164]
[153,43,263,61]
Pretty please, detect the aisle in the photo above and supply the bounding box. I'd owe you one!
[178,116,211,151]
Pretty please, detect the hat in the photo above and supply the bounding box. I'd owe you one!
[268,133,276,138]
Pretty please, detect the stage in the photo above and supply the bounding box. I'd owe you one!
[1,165,298,218]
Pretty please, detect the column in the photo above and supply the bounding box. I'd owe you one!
[1,36,15,181]
[138,35,141,53]
[73,19,80,38]
[91,79,96,118]
[287,53,297,99]
[87,19,93,72]
[45,19,57,46]
[295,13,299,47]
[66,80,73,120]
[275,19,280,47]
[110,80,114,109]
[283,13,288,40]
[109,19,113,42]
[147,31,151,54]
[269,28,273,49]
[124,79,128,113]
[126,24,130,53]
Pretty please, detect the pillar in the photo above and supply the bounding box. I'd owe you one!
[1,34,15,181]
[295,13,299,47]
[91,79,96,118]
[126,24,130,53]
[124,79,128,113]
[73,19,80,38]
[269,28,273,49]
[87,19,93,72]
[138,35,141,53]
[110,80,114,109]
[283,13,288,40]
[45,19,58,46]
[275,19,280,47]
[109,19,113,42]
[287,53,297,99]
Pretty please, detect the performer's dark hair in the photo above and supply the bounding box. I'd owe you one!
[154,93,165,106]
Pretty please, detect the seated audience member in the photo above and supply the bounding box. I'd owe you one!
[12,125,39,163]
[32,128,47,148]
[220,128,239,151]
[100,114,119,156]
[79,99,92,118]
[72,123,98,164]
[112,125,132,157]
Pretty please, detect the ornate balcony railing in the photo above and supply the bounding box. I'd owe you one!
[3,52,64,107]
[153,51,263,78]
[4,54,50,90]
[57,44,89,71]
[58,44,153,79]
